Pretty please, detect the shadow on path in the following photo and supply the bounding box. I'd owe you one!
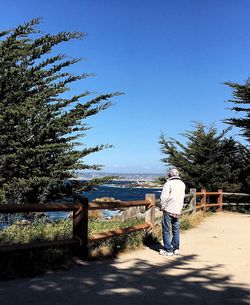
[0,253,249,305]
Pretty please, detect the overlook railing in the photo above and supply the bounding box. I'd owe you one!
[0,194,155,258]
[192,188,250,212]
[0,189,249,257]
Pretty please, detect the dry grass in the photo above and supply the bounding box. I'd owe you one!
[88,230,149,259]
[90,245,112,258]
[180,211,207,230]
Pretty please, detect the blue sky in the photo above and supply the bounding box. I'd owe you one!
[1,0,250,173]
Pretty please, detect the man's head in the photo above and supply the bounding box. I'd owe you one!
[167,167,180,178]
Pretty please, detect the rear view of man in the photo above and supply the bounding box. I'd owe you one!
[159,168,185,256]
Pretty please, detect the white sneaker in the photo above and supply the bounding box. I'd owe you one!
[174,249,180,255]
[159,249,174,256]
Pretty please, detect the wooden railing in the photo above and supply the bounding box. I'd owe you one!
[156,188,250,214]
[195,188,223,211]
[0,189,249,257]
[0,194,156,258]
[0,199,84,254]
[186,188,250,212]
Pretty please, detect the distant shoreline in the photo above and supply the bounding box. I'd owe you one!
[73,172,164,182]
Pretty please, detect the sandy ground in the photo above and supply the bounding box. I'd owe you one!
[0,211,249,305]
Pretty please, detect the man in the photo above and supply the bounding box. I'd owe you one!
[159,168,185,256]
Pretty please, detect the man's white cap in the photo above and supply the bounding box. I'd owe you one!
[168,168,180,177]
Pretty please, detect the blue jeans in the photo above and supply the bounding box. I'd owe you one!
[162,211,180,253]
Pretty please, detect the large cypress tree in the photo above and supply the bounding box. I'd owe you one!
[224,79,250,190]
[0,19,122,204]
[159,122,248,192]
[224,79,250,142]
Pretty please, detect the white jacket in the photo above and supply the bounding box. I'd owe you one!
[160,177,185,215]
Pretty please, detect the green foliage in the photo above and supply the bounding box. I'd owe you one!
[159,122,249,192]
[0,217,145,246]
[224,79,250,143]
[224,79,250,190]
[88,218,143,234]
[0,219,72,245]
[0,19,122,204]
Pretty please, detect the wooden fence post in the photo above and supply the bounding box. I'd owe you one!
[190,188,197,213]
[201,188,206,211]
[145,194,155,230]
[73,195,89,259]
[218,189,223,211]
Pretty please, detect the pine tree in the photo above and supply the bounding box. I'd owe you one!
[224,79,250,142]
[0,19,122,204]
[159,122,248,192]
[219,137,250,192]
[224,79,250,190]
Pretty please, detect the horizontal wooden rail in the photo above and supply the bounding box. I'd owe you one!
[195,204,222,209]
[0,200,152,214]
[196,192,222,196]
[0,202,80,213]
[89,200,151,210]
[223,192,250,197]
[193,189,250,213]
[223,202,250,206]
[89,222,151,242]
[195,205,203,210]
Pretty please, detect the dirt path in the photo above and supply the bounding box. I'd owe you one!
[0,212,249,305]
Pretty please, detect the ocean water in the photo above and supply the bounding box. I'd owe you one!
[85,181,161,201]
[47,181,162,220]
[0,181,162,228]
[85,181,161,219]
